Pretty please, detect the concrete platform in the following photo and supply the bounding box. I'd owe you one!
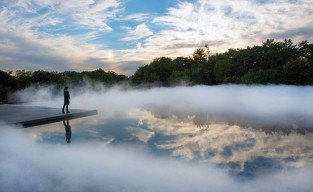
[0,104,98,127]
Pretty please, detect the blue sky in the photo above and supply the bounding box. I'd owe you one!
[0,0,313,75]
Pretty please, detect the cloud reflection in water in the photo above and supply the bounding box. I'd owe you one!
[5,85,313,191]
[25,107,313,179]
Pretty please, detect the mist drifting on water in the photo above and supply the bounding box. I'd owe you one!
[17,84,313,127]
[1,85,313,191]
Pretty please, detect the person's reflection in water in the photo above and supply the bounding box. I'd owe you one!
[63,119,72,143]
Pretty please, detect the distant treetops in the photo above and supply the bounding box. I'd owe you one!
[130,39,313,86]
[1,39,313,100]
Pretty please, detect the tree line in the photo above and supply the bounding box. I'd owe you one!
[1,39,313,102]
[0,69,127,102]
[130,39,313,86]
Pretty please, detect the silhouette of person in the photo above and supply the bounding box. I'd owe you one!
[62,86,70,113]
[63,119,72,143]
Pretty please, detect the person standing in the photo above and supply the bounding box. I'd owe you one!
[62,86,70,113]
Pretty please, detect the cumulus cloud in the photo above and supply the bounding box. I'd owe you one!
[150,0,313,53]
[0,0,122,72]
[0,27,115,71]
[115,0,313,73]
[1,0,313,74]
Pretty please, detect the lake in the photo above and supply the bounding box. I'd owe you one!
[1,85,313,191]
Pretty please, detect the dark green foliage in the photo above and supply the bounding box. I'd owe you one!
[60,71,84,86]
[15,70,32,88]
[1,39,312,103]
[0,70,10,87]
[130,57,174,86]
[193,48,208,64]
[238,69,282,84]
[131,39,313,86]
[81,69,126,85]
[299,40,313,62]
[282,57,313,85]
[169,71,190,85]
[214,58,230,83]
[0,70,11,102]
[33,70,65,85]
[0,69,127,103]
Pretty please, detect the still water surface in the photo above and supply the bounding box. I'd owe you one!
[7,85,312,191]
[25,108,313,179]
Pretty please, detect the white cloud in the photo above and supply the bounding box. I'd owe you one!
[149,0,313,53]
[1,0,313,74]
[118,0,313,69]
[136,42,142,49]
[122,23,154,41]
[0,25,115,71]
[121,13,150,22]
[2,0,120,31]
[0,0,123,72]
[104,0,313,69]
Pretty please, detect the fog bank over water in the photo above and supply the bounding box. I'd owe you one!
[0,124,312,192]
[2,85,313,191]
[18,85,313,128]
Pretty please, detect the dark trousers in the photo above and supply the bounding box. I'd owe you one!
[62,100,69,113]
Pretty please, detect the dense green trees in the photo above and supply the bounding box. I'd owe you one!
[282,57,312,85]
[1,39,312,103]
[0,70,11,102]
[131,39,313,86]
[0,69,127,103]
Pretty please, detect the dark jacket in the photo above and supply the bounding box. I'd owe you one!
[64,90,70,102]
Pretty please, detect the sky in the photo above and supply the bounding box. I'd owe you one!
[0,0,313,75]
